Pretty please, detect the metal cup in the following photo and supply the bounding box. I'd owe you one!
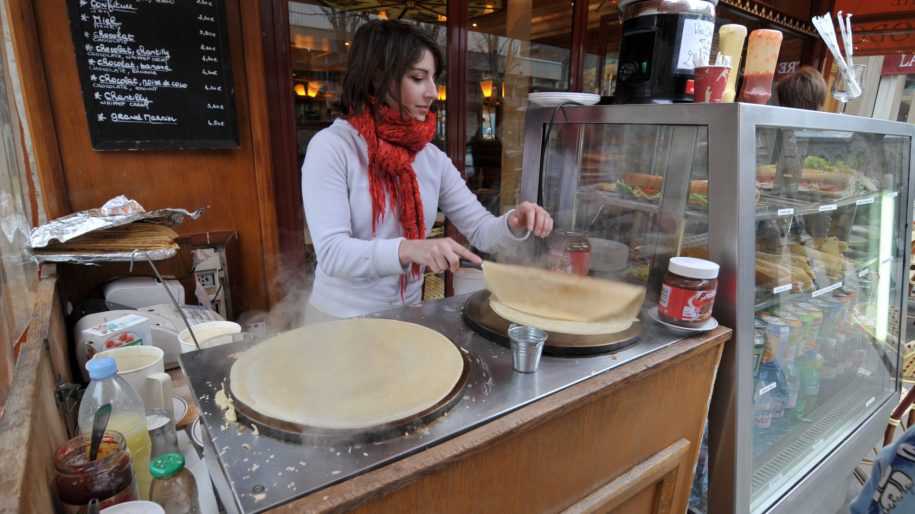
[508,324,548,373]
[146,408,179,458]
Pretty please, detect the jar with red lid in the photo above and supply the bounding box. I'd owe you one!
[54,431,138,513]
[658,257,719,328]
[546,231,591,276]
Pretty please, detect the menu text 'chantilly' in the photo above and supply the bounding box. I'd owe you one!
[67,0,238,150]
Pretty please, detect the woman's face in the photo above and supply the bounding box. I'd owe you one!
[391,49,437,121]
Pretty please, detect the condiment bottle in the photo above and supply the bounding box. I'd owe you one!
[546,231,591,276]
[149,453,201,514]
[718,24,747,103]
[739,29,783,104]
[54,431,138,512]
[78,357,154,500]
[658,257,719,327]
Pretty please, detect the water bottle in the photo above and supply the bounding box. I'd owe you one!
[79,357,153,500]
[752,384,773,456]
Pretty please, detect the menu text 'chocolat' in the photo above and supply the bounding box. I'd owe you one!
[67,0,239,150]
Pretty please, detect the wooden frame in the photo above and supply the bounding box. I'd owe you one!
[0,265,71,513]
[259,0,307,279]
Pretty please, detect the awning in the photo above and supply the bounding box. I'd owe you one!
[833,0,915,55]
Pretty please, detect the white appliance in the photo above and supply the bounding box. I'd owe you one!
[74,304,224,378]
[104,276,185,310]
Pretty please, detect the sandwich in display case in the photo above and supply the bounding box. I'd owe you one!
[520,103,915,514]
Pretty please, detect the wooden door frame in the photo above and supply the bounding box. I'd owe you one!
[259,0,307,280]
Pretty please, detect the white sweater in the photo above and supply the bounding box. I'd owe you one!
[302,119,526,318]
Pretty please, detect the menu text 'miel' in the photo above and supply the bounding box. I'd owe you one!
[67,0,239,150]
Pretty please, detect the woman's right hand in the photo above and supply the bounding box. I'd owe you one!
[398,237,482,273]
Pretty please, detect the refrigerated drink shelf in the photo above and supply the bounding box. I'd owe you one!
[751,379,887,509]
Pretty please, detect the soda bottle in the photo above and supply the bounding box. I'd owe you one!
[78,357,153,500]
[784,361,801,417]
[801,349,821,417]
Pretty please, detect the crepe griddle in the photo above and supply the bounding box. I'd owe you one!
[228,341,470,444]
[462,290,641,355]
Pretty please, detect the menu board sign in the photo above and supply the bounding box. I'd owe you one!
[66,0,239,150]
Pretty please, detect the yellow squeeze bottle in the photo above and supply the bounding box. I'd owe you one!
[718,24,747,103]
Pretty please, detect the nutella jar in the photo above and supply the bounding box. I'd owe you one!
[658,257,719,328]
[546,231,591,276]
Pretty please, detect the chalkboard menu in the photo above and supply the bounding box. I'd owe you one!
[67,0,239,150]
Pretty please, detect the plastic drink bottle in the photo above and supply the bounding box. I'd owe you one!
[78,357,154,499]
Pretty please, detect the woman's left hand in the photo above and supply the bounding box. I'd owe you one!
[509,201,553,238]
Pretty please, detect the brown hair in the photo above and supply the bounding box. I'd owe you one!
[335,20,444,118]
[776,66,827,111]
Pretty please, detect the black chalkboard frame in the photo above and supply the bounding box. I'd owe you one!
[66,0,240,151]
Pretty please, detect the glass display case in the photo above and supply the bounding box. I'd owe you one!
[520,103,915,514]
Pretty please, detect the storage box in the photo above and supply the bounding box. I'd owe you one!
[81,313,152,361]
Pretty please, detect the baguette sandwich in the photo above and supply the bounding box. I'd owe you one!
[616,172,708,206]
[757,163,855,195]
[798,168,852,195]
[617,172,662,202]
[689,180,709,207]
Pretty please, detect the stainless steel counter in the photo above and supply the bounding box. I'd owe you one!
[180,294,690,513]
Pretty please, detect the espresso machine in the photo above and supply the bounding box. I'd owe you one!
[614,0,718,104]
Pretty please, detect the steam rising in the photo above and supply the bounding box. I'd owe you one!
[237,250,316,334]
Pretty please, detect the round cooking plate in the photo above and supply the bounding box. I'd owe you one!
[228,320,470,443]
[462,290,641,355]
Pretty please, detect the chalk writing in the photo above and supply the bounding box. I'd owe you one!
[68,0,238,149]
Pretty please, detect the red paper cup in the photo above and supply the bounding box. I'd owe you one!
[693,65,730,103]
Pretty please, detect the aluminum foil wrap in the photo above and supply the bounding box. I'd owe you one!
[29,195,205,263]
[31,249,179,264]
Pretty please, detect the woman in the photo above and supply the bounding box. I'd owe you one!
[301,20,553,321]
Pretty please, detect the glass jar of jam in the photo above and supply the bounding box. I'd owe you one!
[54,431,138,513]
[658,257,719,328]
[546,231,591,276]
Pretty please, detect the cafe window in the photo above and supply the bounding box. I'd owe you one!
[465,0,573,215]
[583,1,621,96]
[0,17,39,394]
[288,0,448,169]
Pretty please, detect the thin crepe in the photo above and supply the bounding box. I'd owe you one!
[229,319,464,430]
[483,261,646,322]
[490,298,637,335]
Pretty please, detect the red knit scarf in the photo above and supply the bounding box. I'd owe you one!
[348,99,437,294]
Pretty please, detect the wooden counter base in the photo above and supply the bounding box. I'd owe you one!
[274,326,729,514]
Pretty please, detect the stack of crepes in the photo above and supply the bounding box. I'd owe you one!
[33,222,179,255]
[482,261,647,335]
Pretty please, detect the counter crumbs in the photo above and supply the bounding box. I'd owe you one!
[252,425,260,436]
[251,463,260,471]
[331,470,341,475]
[250,492,266,503]
[241,443,251,450]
